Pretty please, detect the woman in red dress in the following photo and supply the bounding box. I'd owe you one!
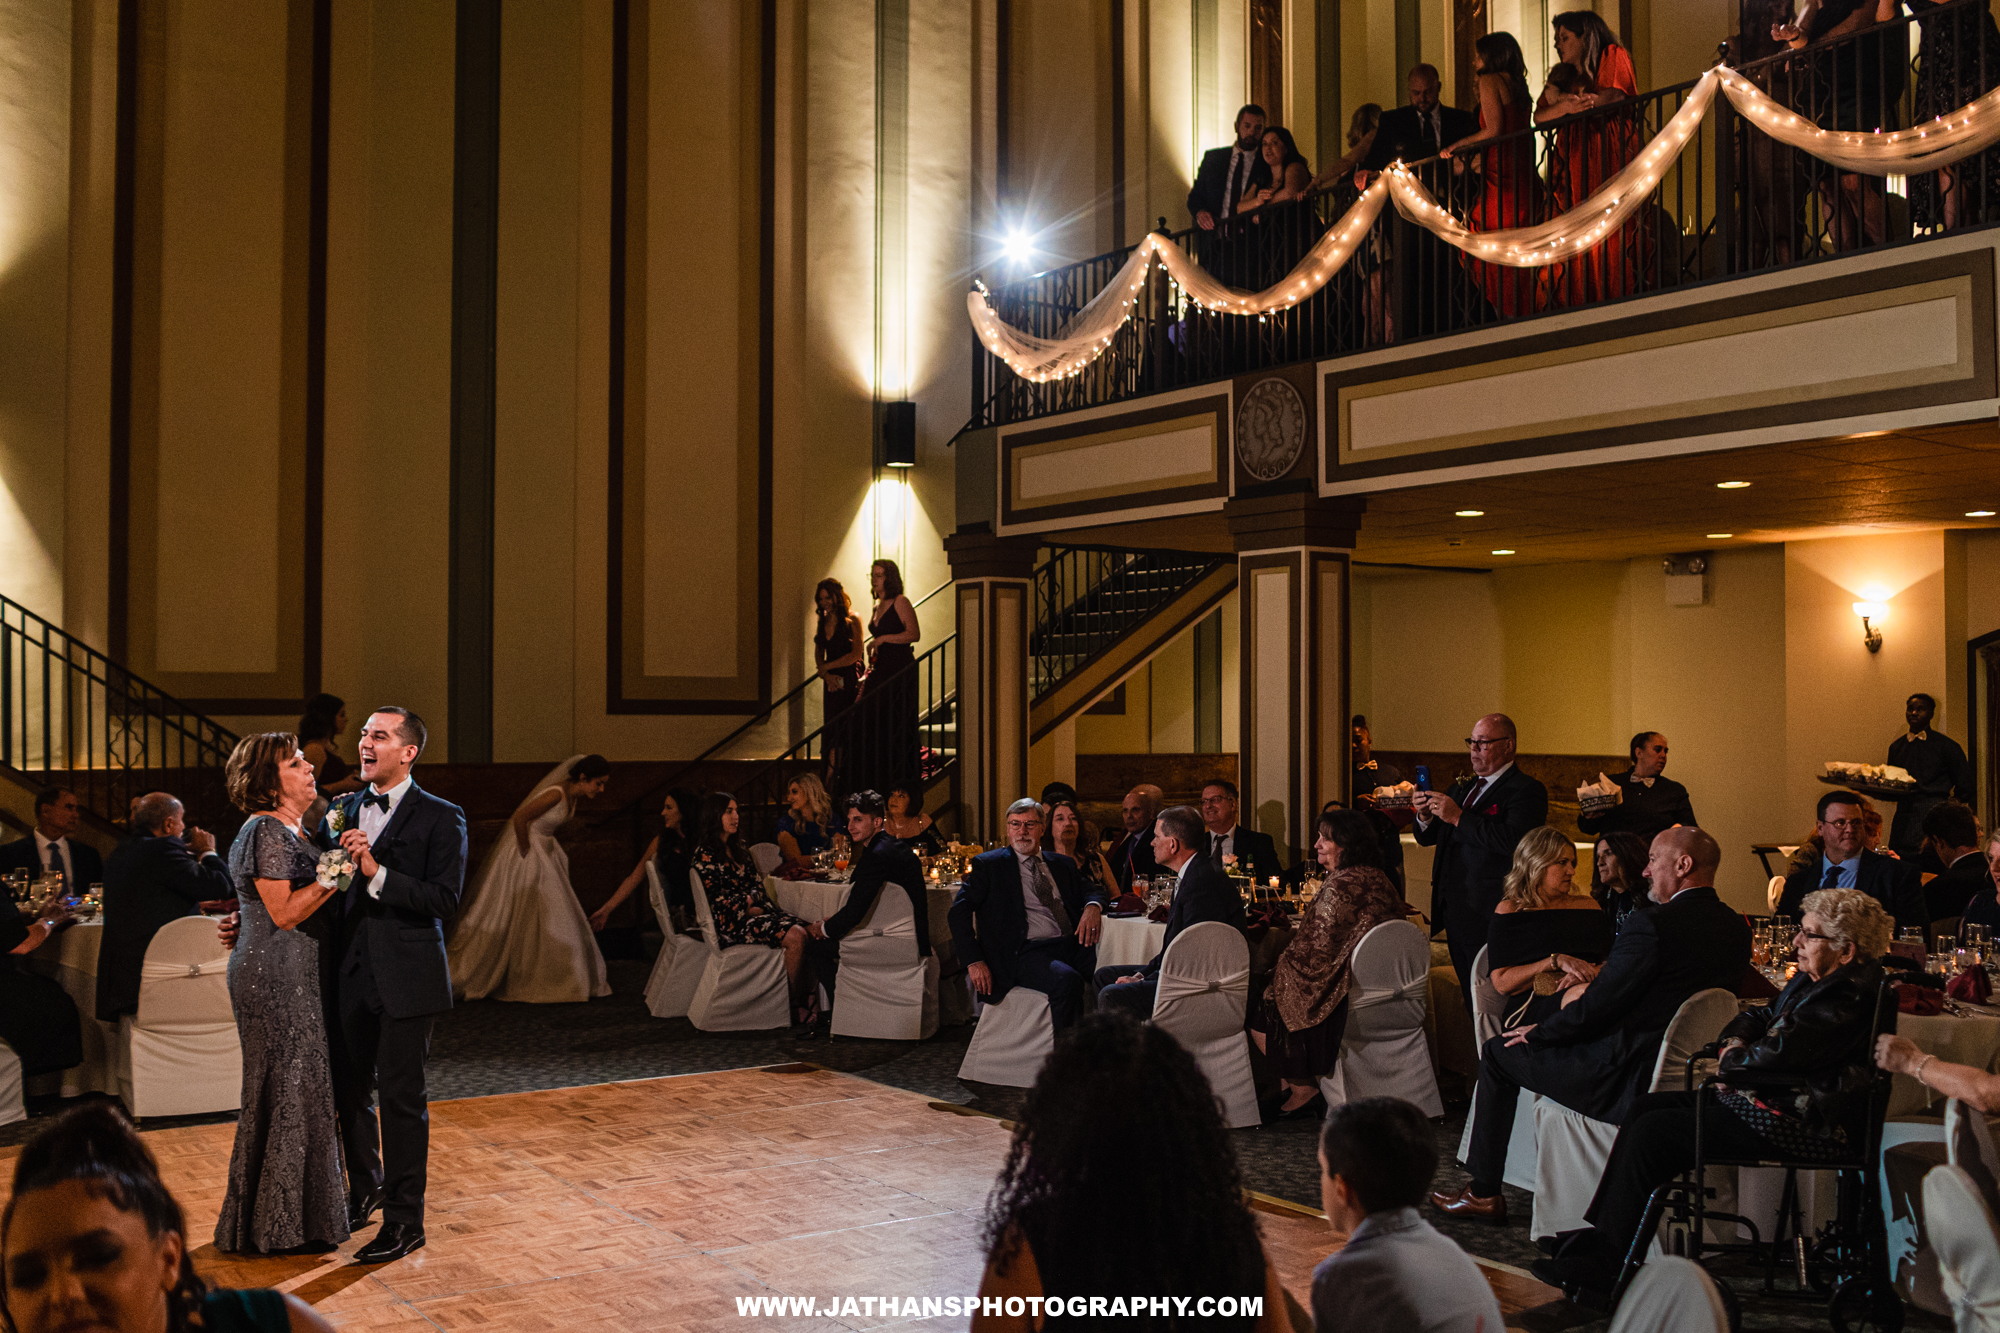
[1538,10,1643,304]
[1444,31,1541,319]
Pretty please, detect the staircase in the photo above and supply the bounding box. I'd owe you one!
[0,595,239,844]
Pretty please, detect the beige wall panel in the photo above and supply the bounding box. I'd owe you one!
[1496,562,1626,754]
[1012,0,1112,262]
[1151,630,1197,752]
[321,0,456,752]
[1362,568,1504,748]
[493,0,581,760]
[65,0,118,649]
[1147,0,1195,228]
[0,0,72,625]
[1964,531,2000,644]
[1315,561,1344,809]
[1220,585,1241,753]
[996,583,1026,800]
[1076,662,1152,753]
[1249,564,1291,833]
[153,0,290,674]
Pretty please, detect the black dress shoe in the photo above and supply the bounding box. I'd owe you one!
[347,1190,385,1231]
[1529,1253,1620,1304]
[354,1222,425,1263]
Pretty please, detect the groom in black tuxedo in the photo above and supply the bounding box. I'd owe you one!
[324,707,467,1263]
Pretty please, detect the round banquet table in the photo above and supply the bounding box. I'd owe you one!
[1095,914,1167,968]
[25,919,120,1098]
[762,876,956,952]
[1890,1005,2000,1116]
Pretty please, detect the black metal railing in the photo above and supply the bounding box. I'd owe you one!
[1031,547,1227,699]
[0,595,240,835]
[974,1,1994,427]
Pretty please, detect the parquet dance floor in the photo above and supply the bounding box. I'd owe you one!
[0,1065,1563,1331]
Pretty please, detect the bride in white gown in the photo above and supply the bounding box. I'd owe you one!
[448,754,613,1003]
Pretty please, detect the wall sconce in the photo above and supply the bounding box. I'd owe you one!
[1853,601,1887,653]
[878,401,917,468]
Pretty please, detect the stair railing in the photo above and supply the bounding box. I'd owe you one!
[1031,547,1228,700]
[0,595,241,836]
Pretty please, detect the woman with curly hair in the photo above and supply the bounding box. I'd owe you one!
[1248,808,1409,1123]
[2,1103,334,1333]
[775,773,834,862]
[972,1012,1294,1330]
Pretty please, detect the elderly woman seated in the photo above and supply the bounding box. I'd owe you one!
[1532,887,1894,1297]
[1247,807,1408,1123]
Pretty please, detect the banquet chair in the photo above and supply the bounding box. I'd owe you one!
[1318,919,1442,1116]
[749,842,783,877]
[1531,988,1740,1240]
[957,986,1054,1087]
[1605,1257,1730,1333]
[684,869,792,1031]
[828,884,938,1041]
[1923,1163,2000,1332]
[1150,921,1259,1129]
[0,1038,23,1127]
[1608,979,1904,1330]
[118,916,241,1119]
[641,861,706,1019]
[1456,946,1540,1191]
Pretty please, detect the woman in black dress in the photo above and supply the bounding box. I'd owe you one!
[1589,831,1650,934]
[688,793,814,1028]
[297,692,363,806]
[858,559,922,793]
[814,578,864,776]
[214,733,348,1254]
[1486,826,1614,1028]
[1910,0,2000,230]
[884,781,944,856]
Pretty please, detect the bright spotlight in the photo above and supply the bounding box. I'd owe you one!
[1002,228,1035,268]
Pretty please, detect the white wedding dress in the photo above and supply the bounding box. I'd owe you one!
[447,758,611,1003]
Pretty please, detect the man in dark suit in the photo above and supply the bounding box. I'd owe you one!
[1095,804,1249,1018]
[325,707,468,1263]
[1357,64,1480,340]
[1435,827,1752,1223]
[1887,693,1974,861]
[1576,731,1697,843]
[949,797,1106,1032]
[1413,714,1548,1009]
[0,787,105,894]
[1921,801,1988,927]
[1776,790,1925,932]
[95,792,233,1022]
[1187,103,1272,231]
[1198,779,1282,882]
[803,788,927,1027]
[1106,784,1165,892]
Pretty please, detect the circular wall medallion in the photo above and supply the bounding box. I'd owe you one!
[1235,377,1307,483]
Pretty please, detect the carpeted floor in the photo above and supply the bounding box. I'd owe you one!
[6,958,1949,1330]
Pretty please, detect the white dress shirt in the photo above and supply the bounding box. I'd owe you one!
[32,832,73,884]
[1209,827,1235,861]
[1017,850,1062,940]
[357,775,413,899]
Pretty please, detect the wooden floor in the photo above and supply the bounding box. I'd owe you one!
[0,1066,1570,1331]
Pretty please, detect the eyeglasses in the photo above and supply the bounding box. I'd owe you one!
[1465,738,1508,749]
[1795,928,1837,943]
[1822,818,1865,830]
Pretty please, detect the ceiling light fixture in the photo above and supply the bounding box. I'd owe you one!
[1491,549,1516,556]
[1969,510,1997,518]
[1715,481,1752,490]
[1706,533,1733,539]
[1455,509,1484,517]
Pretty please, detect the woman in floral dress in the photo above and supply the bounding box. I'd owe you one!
[689,792,814,1026]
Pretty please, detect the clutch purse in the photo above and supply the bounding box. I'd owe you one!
[1531,968,1568,996]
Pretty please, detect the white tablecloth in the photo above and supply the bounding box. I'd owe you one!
[1893,1007,2000,1116]
[26,920,119,1098]
[763,876,956,951]
[1096,915,1167,968]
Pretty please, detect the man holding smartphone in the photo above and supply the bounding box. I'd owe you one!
[1413,714,1548,1012]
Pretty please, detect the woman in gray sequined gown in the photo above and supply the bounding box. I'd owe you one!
[214,733,349,1253]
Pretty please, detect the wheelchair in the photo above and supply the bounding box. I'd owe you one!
[1607,979,1904,1333]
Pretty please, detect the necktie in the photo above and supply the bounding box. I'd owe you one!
[1025,856,1073,935]
[45,843,63,886]
[362,790,391,812]
[1225,150,1248,216]
[1461,779,1486,814]
[1422,110,1439,152]
[1822,862,1842,890]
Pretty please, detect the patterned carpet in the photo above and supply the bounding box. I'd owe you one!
[5,958,1950,1330]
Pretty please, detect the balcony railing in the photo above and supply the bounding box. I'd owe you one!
[973,0,1996,428]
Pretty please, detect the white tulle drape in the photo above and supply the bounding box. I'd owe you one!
[968,64,2000,381]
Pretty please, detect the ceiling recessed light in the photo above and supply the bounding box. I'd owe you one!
[1969,510,1997,518]
[1491,549,1516,556]
[1716,481,1752,490]
[1706,533,1733,539]
[1455,509,1485,517]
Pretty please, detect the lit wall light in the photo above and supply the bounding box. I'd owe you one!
[1491,548,1516,556]
[1716,480,1752,490]
[1455,509,1484,517]
[1969,510,1996,518]
[879,401,917,469]
[1706,533,1733,539]
[1002,226,1037,269]
[1853,600,1887,653]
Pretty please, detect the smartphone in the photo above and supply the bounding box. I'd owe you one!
[1414,765,1431,793]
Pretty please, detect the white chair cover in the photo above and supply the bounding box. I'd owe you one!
[120,915,241,1118]
[750,842,783,876]
[1950,1098,2000,1223]
[641,861,706,1019]
[1768,875,1786,912]
[1606,1256,1730,1333]
[1456,946,1540,1190]
[1151,922,1259,1129]
[1532,988,1740,1240]
[684,869,792,1031]
[0,1039,22,1127]
[1925,1163,2000,1333]
[829,884,939,1041]
[1320,919,1443,1116]
[957,986,1054,1086]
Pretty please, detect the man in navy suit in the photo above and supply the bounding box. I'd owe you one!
[948,798,1106,1031]
[1776,790,1924,932]
[1199,778,1282,882]
[1095,804,1248,1019]
[325,707,468,1263]
[0,787,104,893]
[1414,713,1548,1010]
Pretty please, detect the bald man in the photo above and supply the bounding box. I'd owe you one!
[1106,784,1166,891]
[1435,827,1751,1224]
[1413,713,1548,1011]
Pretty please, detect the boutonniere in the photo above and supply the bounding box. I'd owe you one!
[327,803,348,835]
[316,848,358,893]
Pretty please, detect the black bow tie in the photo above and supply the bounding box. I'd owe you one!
[361,791,391,812]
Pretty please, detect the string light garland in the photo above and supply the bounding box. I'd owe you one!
[970,65,2000,381]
